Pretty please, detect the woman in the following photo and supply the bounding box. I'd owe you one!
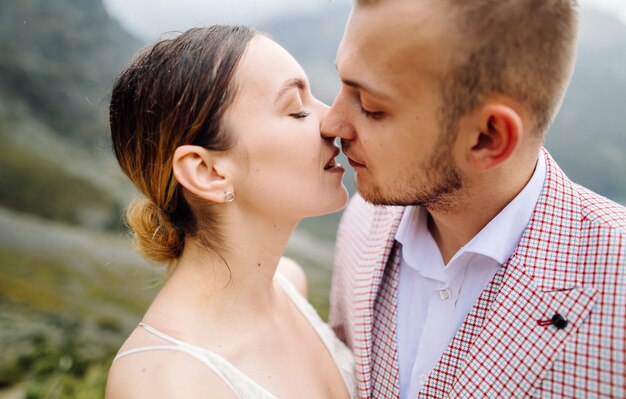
[105,25,354,398]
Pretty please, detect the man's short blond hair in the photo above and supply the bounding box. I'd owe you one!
[356,0,579,138]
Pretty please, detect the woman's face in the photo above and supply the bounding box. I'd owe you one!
[225,35,348,221]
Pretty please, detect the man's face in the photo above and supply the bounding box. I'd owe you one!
[322,0,465,208]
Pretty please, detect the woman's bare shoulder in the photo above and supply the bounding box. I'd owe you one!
[105,349,237,399]
[277,256,308,297]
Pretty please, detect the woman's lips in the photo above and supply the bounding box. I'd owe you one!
[324,163,345,173]
[323,148,345,173]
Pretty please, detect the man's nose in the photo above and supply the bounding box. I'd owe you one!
[321,100,356,141]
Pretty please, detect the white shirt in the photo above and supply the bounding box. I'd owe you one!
[396,153,546,399]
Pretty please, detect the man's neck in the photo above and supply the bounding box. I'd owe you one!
[427,160,537,265]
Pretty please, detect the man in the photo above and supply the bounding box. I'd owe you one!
[323,0,626,398]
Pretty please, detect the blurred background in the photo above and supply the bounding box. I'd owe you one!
[0,0,624,397]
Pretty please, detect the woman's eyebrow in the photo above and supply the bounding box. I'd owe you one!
[274,78,306,104]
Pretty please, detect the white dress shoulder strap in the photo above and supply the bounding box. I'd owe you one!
[274,273,357,398]
[114,323,277,398]
[112,273,356,399]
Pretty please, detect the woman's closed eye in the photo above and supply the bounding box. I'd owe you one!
[290,111,311,119]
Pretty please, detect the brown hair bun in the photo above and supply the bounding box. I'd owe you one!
[126,198,183,263]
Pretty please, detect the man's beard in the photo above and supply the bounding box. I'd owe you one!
[354,135,465,211]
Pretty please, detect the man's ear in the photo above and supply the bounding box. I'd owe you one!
[172,145,234,203]
[465,104,524,171]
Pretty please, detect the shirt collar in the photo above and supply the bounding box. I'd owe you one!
[396,151,546,267]
[396,205,446,280]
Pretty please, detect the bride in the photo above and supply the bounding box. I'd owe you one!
[105,25,354,398]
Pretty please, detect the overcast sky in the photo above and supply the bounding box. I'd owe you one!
[102,0,626,41]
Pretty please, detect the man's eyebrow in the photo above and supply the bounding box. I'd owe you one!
[335,64,390,100]
[274,78,306,104]
[341,78,390,101]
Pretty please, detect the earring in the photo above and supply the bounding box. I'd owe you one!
[224,191,235,203]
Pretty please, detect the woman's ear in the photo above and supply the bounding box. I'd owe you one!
[172,145,234,203]
[466,103,524,171]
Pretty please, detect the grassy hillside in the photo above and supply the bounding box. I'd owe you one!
[0,207,159,398]
[0,132,122,230]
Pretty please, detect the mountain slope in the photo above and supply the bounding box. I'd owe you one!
[546,10,626,200]
[0,0,142,229]
[0,0,142,147]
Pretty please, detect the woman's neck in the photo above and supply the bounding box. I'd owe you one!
[145,208,298,332]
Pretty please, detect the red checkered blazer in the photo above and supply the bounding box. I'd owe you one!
[330,149,626,398]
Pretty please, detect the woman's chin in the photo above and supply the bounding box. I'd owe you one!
[314,186,350,217]
[336,186,350,210]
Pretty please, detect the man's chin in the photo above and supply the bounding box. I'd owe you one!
[355,174,419,207]
[356,182,398,206]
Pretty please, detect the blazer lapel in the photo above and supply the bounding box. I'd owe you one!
[450,257,596,397]
[448,149,598,397]
[418,257,510,398]
[353,204,404,397]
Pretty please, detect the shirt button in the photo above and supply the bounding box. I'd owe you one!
[438,289,451,301]
[418,374,429,385]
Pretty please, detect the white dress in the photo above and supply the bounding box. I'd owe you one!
[114,273,357,398]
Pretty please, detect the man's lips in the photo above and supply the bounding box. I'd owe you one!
[346,156,365,168]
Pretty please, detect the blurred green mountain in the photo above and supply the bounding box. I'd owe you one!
[0,0,142,230]
[0,1,624,398]
[546,10,626,200]
[0,207,159,398]
[0,0,142,147]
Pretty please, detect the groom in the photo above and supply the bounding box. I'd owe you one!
[323,0,626,398]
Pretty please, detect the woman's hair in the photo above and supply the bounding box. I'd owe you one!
[109,25,256,264]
